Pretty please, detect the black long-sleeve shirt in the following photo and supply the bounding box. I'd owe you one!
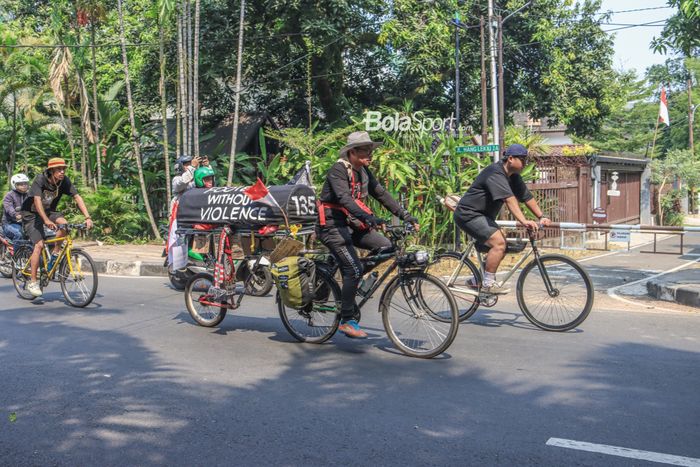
[319,161,406,226]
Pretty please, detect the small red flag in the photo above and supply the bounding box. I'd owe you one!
[244,178,270,201]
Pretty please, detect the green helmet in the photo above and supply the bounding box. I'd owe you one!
[194,165,215,187]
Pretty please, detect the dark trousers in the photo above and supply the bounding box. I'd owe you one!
[318,225,391,320]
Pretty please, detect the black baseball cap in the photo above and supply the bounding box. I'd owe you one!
[504,144,528,158]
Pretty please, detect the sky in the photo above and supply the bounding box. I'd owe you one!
[600,0,675,76]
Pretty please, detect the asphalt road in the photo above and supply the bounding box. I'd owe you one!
[1,238,699,466]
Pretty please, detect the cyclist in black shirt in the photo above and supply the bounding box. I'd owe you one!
[20,158,93,297]
[454,144,551,294]
[318,131,418,338]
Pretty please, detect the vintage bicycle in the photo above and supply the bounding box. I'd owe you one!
[12,223,98,307]
[278,223,460,359]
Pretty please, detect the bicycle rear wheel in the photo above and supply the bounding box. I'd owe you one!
[278,266,341,344]
[59,249,98,307]
[516,254,593,331]
[12,245,35,300]
[426,252,481,322]
[381,272,459,358]
[185,272,228,327]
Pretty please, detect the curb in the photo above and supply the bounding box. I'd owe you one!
[646,280,700,308]
[92,259,167,277]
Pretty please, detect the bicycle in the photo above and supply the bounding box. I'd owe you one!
[12,223,98,307]
[278,223,460,359]
[426,225,594,331]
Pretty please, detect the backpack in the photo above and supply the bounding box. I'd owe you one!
[271,256,316,309]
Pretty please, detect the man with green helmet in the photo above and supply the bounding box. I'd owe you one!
[194,165,215,188]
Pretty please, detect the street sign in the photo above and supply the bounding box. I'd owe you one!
[592,207,607,222]
[456,144,500,154]
[609,229,630,243]
[607,189,620,197]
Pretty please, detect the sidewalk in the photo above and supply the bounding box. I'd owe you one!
[643,215,700,308]
[76,241,167,276]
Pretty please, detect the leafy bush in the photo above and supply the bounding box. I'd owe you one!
[661,189,684,226]
[63,186,152,242]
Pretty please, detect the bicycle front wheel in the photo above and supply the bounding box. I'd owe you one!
[381,272,459,358]
[12,245,35,300]
[59,249,98,307]
[516,254,593,331]
[278,266,341,344]
[426,252,481,322]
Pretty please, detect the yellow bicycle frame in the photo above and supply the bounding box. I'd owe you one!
[18,234,79,280]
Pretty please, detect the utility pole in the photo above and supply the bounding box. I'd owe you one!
[480,16,488,146]
[689,78,695,154]
[227,0,246,186]
[454,9,460,138]
[497,15,505,153]
[488,0,499,161]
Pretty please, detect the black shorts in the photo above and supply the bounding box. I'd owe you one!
[454,213,500,245]
[21,211,63,244]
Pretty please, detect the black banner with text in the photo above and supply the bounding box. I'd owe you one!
[176,185,317,226]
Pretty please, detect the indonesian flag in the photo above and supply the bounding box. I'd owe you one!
[659,88,670,126]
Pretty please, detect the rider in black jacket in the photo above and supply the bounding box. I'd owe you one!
[317,131,418,338]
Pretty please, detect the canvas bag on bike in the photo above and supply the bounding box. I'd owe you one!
[271,256,316,308]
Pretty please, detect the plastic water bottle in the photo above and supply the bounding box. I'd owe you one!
[357,271,378,297]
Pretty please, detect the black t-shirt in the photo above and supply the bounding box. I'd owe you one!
[21,172,78,213]
[456,162,532,221]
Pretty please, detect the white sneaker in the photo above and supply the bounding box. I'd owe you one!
[481,282,510,295]
[27,281,43,297]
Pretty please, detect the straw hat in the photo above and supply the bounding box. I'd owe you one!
[47,157,68,170]
[339,131,383,158]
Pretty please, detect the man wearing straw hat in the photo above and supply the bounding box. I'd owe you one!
[317,131,419,339]
[20,157,93,297]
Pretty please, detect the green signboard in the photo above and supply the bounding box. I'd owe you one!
[455,144,499,154]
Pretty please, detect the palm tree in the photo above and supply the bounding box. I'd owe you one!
[116,0,161,239]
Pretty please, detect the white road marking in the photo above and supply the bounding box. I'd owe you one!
[546,438,700,466]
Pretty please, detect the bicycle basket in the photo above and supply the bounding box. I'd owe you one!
[269,237,305,264]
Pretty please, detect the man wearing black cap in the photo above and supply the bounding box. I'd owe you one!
[454,144,551,294]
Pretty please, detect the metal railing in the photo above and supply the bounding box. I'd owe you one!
[495,221,700,255]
